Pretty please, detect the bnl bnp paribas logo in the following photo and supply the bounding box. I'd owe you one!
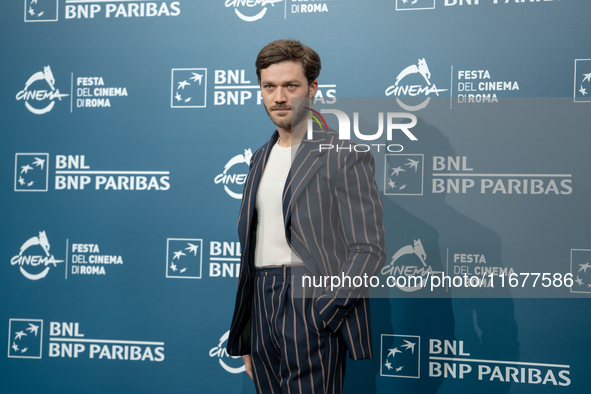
[381,335,571,386]
[381,334,420,378]
[396,0,435,11]
[574,59,591,103]
[15,153,170,192]
[170,69,207,108]
[24,0,182,21]
[8,320,165,362]
[385,59,448,111]
[384,154,424,196]
[15,153,49,192]
[8,319,43,359]
[16,65,69,114]
[171,68,336,107]
[24,0,58,22]
[166,239,203,279]
[570,249,591,294]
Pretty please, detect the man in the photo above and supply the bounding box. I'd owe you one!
[227,39,386,394]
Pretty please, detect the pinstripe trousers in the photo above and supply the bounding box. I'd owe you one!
[251,265,347,394]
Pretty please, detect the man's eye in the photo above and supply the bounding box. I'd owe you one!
[288,84,296,89]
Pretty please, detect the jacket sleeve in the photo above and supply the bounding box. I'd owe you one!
[314,147,387,333]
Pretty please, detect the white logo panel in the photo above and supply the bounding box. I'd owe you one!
[24,0,58,22]
[384,154,424,196]
[8,319,43,359]
[171,68,207,108]
[166,238,203,279]
[381,334,420,378]
[15,153,49,192]
[396,0,435,11]
[574,59,591,103]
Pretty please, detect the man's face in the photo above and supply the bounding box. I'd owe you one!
[260,61,318,133]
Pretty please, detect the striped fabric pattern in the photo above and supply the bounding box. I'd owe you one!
[228,129,386,362]
[251,266,346,394]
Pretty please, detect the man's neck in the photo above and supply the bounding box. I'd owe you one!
[277,122,306,147]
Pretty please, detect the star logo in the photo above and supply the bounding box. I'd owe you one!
[401,339,416,353]
[171,68,207,108]
[186,243,200,256]
[405,159,420,172]
[391,166,405,176]
[8,319,43,359]
[396,0,435,11]
[190,73,203,84]
[387,347,402,358]
[381,334,420,378]
[571,250,591,294]
[574,59,591,103]
[24,0,58,22]
[14,153,49,192]
[26,323,40,336]
[14,330,27,340]
[384,154,424,196]
[166,239,203,279]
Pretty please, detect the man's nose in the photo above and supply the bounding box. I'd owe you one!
[274,87,287,103]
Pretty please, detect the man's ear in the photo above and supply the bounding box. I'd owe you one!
[308,79,318,97]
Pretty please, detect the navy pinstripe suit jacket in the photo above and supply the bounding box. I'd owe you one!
[227,129,386,360]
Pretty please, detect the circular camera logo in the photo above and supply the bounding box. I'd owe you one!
[11,231,63,280]
[209,331,246,374]
[225,0,282,22]
[16,66,69,115]
[381,239,435,292]
[214,149,252,199]
[385,59,447,111]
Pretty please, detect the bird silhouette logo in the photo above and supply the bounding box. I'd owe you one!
[396,0,435,12]
[8,319,43,359]
[385,154,424,196]
[25,0,58,22]
[381,334,420,378]
[171,69,207,108]
[166,239,203,279]
[574,60,591,102]
[15,153,48,192]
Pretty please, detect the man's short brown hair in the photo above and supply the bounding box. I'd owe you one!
[256,39,321,85]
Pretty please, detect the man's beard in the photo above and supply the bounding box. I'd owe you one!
[264,89,311,131]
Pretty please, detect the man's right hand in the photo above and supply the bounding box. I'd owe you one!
[242,354,253,380]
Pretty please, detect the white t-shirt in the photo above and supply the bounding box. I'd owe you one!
[254,142,303,267]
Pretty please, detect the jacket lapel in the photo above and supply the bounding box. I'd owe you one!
[242,131,279,243]
[282,130,327,226]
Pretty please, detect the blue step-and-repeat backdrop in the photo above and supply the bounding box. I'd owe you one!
[2,1,591,393]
